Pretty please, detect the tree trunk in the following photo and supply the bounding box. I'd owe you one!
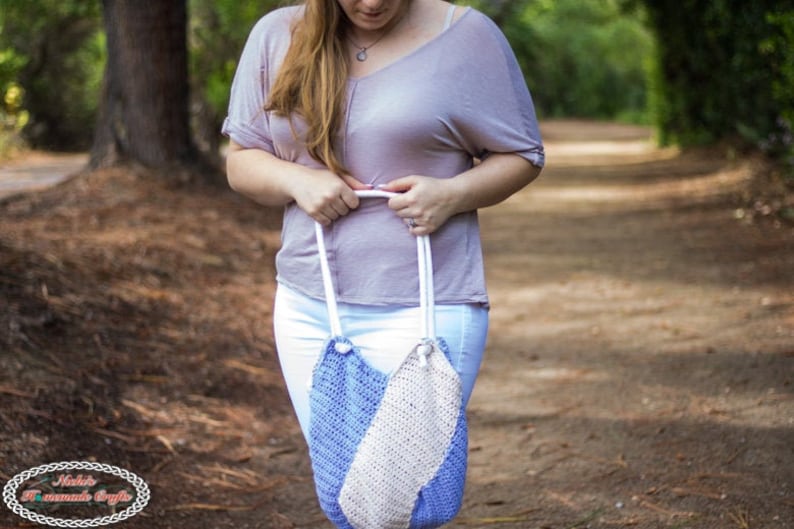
[90,0,195,170]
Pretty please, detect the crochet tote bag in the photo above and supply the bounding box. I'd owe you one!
[308,191,468,529]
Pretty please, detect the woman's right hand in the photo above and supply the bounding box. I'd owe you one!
[226,141,370,224]
[288,169,371,225]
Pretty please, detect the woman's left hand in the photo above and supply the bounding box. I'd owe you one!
[380,176,457,235]
[380,154,542,235]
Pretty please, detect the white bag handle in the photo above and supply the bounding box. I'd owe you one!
[314,190,435,342]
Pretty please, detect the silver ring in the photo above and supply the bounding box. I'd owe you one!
[407,218,417,228]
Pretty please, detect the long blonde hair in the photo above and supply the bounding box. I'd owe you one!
[266,0,350,175]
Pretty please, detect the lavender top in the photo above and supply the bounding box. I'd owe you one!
[223,6,544,306]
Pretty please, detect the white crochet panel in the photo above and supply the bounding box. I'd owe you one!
[338,342,463,529]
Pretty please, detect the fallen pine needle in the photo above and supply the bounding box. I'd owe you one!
[156,434,177,454]
[91,427,137,444]
[178,470,288,492]
[671,486,724,500]
[728,507,751,529]
[197,463,261,485]
[167,501,266,512]
[639,499,696,518]
[150,457,173,474]
[724,447,746,465]
[116,426,180,437]
[564,508,605,529]
[454,509,539,525]
[223,358,282,384]
[121,399,162,418]
[121,374,171,384]
[0,385,36,398]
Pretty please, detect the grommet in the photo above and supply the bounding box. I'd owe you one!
[334,341,352,354]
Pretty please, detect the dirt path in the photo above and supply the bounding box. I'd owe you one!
[463,121,794,528]
[0,152,88,199]
[1,121,792,529]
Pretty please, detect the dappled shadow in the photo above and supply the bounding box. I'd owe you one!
[481,143,793,292]
[464,299,792,527]
[461,409,792,527]
[1,123,790,529]
[468,127,793,527]
[0,168,298,529]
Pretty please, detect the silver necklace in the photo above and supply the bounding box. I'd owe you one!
[347,31,390,62]
[347,10,408,62]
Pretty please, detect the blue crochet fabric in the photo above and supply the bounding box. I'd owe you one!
[308,335,467,529]
[309,337,389,529]
[409,414,468,529]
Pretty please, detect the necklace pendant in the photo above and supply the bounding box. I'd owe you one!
[356,49,368,62]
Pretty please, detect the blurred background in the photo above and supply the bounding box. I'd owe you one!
[0,0,791,177]
[1,3,792,528]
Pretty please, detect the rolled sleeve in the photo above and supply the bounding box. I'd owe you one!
[222,11,294,153]
[450,13,545,167]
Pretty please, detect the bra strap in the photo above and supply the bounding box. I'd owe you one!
[443,5,457,31]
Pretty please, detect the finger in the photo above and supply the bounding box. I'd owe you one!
[339,190,360,211]
[328,200,350,218]
[340,174,375,209]
[340,173,373,191]
[335,177,369,216]
[401,210,421,225]
[407,224,431,236]
[314,211,333,225]
[386,178,421,206]
[379,176,415,193]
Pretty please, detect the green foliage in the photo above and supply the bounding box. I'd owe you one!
[188,0,283,153]
[468,0,655,123]
[0,0,282,155]
[0,47,27,88]
[0,0,103,151]
[1,0,655,156]
[0,82,29,157]
[0,20,29,157]
[642,0,794,156]
[0,48,29,157]
[759,10,794,172]
[764,12,794,124]
[7,0,789,164]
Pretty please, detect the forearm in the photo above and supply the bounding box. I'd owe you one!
[383,152,542,234]
[445,153,542,215]
[225,141,369,225]
[225,144,304,207]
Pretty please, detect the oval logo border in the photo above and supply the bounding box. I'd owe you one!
[2,461,150,527]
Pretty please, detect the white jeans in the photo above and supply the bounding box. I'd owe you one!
[273,284,489,439]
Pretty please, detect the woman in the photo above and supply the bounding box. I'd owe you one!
[224,0,543,525]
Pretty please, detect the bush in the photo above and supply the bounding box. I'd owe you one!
[1,82,29,158]
[0,48,28,157]
[188,0,283,156]
[470,0,655,123]
[643,0,794,152]
[760,10,794,178]
[0,0,103,151]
